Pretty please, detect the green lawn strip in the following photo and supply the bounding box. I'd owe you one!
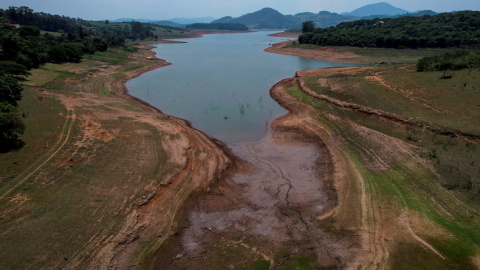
[342,131,478,268]
[106,102,141,112]
[83,49,130,65]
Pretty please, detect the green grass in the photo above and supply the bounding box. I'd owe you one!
[83,48,130,65]
[0,88,65,193]
[277,255,321,270]
[287,67,480,268]
[106,102,141,112]
[286,84,325,108]
[253,259,271,270]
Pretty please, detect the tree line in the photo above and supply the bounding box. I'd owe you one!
[0,6,157,151]
[417,48,480,72]
[299,11,480,49]
[0,60,29,151]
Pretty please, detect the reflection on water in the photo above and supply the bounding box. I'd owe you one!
[127,31,352,143]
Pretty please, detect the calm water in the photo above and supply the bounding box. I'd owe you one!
[127,31,352,143]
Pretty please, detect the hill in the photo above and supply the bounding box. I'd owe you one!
[213,8,356,29]
[295,11,356,28]
[168,17,216,24]
[213,7,297,29]
[111,18,158,23]
[211,4,432,30]
[151,20,185,28]
[344,2,409,17]
[185,23,248,31]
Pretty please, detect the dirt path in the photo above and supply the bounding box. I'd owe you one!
[0,108,76,200]
[402,212,446,260]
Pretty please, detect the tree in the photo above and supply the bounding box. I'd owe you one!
[105,19,109,25]
[0,76,23,103]
[19,25,40,37]
[0,101,25,152]
[0,61,30,80]
[302,21,315,33]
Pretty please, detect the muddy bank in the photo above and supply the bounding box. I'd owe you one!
[114,38,363,268]
[54,45,236,268]
[268,32,300,38]
[265,40,362,63]
[146,77,361,269]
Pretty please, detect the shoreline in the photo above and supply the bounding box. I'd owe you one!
[264,40,364,64]
[131,33,357,268]
[268,32,300,38]
[107,43,241,268]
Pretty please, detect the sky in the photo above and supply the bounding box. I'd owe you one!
[0,0,479,20]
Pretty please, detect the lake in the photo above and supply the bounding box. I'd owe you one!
[126,31,352,143]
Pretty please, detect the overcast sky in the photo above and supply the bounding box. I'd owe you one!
[0,0,479,20]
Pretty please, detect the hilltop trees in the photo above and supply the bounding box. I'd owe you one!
[417,49,480,72]
[301,21,315,33]
[298,11,480,49]
[0,6,131,68]
[129,21,154,40]
[0,6,143,151]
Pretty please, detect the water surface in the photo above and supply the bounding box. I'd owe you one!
[127,31,352,143]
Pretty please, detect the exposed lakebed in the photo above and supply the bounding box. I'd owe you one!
[127,31,355,267]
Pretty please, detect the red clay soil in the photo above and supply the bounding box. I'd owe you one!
[264,40,362,63]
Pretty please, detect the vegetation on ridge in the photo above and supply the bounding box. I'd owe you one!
[417,48,480,71]
[299,11,480,49]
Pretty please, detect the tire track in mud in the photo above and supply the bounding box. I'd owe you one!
[285,73,449,267]
[0,108,76,200]
[270,77,384,268]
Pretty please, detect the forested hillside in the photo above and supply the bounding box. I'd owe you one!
[0,6,155,151]
[299,11,480,49]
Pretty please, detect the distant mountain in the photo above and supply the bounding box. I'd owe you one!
[407,10,437,17]
[213,8,354,29]
[111,17,215,26]
[344,2,409,17]
[111,18,159,23]
[295,11,356,28]
[151,21,185,28]
[213,7,297,29]
[168,17,216,24]
[196,5,435,30]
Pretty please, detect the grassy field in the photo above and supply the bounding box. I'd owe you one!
[0,47,182,269]
[285,65,480,268]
